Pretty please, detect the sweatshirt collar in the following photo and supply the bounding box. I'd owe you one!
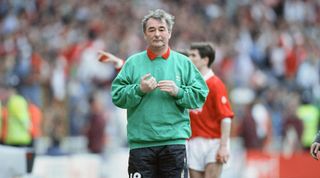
[147,48,170,60]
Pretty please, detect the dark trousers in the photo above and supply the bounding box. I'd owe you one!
[128,144,188,178]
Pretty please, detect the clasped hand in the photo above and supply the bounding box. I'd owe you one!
[140,73,179,97]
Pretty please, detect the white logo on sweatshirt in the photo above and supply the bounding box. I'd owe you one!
[129,172,141,178]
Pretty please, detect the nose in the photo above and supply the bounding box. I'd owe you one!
[155,30,160,36]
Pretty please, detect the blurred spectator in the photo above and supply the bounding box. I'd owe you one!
[68,26,115,136]
[1,87,32,147]
[9,31,43,108]
[83,93,107,154]
[1,88,43,146]
[297,93,320,150]
[282,92,304,157]
[28,100,42,146]
[239,97,272,151]
[296,57,319,95]
[46,116,67,156]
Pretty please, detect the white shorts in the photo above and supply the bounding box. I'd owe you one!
[187,137,227,171]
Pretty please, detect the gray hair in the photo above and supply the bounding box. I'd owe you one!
[142,9,175,33]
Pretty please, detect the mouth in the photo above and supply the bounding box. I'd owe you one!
[153,39,162,42]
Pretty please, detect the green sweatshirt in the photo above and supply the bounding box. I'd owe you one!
[112,50,208,149]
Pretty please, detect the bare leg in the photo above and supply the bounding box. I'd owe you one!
[204,163,223,178]
[189,168,204,178]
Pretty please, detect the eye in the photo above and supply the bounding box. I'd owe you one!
[159,27,165,31]
[147,27,155,32]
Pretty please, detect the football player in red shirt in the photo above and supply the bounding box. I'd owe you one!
[187,42,234,178]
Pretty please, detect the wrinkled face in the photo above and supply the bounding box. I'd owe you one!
[188,49,207,70]
[144,18,171,49]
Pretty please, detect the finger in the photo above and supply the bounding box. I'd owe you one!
[311,144,319,156]
[218,155,225,163]
[158,80,171,84]
[216,155,221,161]
[311,144,316,155]
[157,84,169,88]
[223,156,229,164]
[98,50,107,55]
[149,79,157,88]
[311,153,318,160]
[151,82,158,89]
[315,144,320,154]
[142,73,152,80]
[217,157,224,164]
[313,145,320,160]
[158,86,171,91]
[146,78,156,88]
[158,81,173,87]
[98,51,109,62]
[158,87,170,92]
[150,77,157,83]
[310,149,318,160]
[98,54,109,62]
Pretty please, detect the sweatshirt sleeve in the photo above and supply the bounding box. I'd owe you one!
[111,62,145,109]
[175,61,208,109]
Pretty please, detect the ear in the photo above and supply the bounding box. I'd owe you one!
[168,31,172,39]
[203,57,209,66]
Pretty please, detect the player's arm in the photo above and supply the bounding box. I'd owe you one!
[310,131,320,160]
[97,50,124,71]
[216,118,232,164]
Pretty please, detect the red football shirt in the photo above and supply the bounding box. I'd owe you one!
[190,70,234,138]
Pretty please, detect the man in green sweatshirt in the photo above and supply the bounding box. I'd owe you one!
[111,9,208,178]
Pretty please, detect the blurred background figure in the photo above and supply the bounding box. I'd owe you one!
[0,85,37,175]
[239,97,272,151]
[46,116,67,156]
[282,92,303,157]
[296,92,320,150]
[83,92,108,155]
[0,86,32,147]
[28,100,42,147]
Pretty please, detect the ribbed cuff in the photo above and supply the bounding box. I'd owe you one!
[115,59,124,70]
[136,85,146,97]
[175,88,183,99]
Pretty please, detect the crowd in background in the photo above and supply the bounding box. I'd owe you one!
[0,0,320,155]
